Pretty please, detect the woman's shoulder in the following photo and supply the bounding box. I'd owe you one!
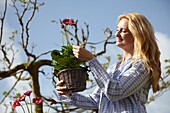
[131,59,148,72]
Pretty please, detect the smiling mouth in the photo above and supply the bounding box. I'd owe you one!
[117,39,124,42]
[115,36,123,42]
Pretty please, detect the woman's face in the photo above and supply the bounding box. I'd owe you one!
[115,18,134,52]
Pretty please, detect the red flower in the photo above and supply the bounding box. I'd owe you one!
[62,19,76,26]
[19,95,26,101]
[12,99,20,109]
[32,97,43,104]
[24,90,32,96]
[48,98,57,105]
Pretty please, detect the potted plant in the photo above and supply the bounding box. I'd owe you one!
[51,19,88,92]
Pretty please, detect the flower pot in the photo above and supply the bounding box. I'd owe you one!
[53,68,87,92]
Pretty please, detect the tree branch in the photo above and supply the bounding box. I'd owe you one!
[0,0,8,44]
[0,63,27,79]
[94,28,115,56]
[0,72,23,104]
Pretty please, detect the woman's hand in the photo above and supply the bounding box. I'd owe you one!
[56,80,72,97]
[72,45,95,62]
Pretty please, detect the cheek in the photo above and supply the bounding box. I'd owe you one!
[124,34,134,43]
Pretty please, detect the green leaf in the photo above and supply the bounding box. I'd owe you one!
[3,91,8,95]
[51,50,60,57]
[149,96,155,101]
[51,50,61,60]
[14,92,21,98]
[51,45,86,70]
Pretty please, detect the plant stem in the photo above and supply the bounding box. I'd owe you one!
[62,33,65,46]
[24,100,30,113]
[47,106,51,113]
[64,27,70,46]
[65,32,69,46]
[20,104,26,113]
[29,96,33,113]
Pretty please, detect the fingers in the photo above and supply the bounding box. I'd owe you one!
[56,80,64,87]
[56,86,67,91]
[72,45,94,62]
[56,80,66,91]
[72,45,79,50]
[58,90,72,96]
[56,80,72,96]
[72,45,81,58]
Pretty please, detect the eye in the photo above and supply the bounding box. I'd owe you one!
[116,28,121,32]
[122,30,128,33]
[116,28,129,33]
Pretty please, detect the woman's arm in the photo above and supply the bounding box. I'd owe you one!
[88,58,150,101]
[58,86,100,109]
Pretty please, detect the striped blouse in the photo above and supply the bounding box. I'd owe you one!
[59,57,151,113]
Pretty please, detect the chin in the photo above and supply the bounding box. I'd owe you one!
[116,43,126,49]
[116,42,123,46]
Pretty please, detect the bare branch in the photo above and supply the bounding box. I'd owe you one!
[94,28,115,56]
[74,20,79,45]
[82,22,89,48]
[25,0,37,48]
[12,0,25,48]
[12,0,37,60]
[0,43,18,69]
[0,63,27,79]
[0,44,11,66]
[0,72,23,104]
[81,28,85,47]
[0,0,8,44]
[36,50,51,59]
[87,37,115,45]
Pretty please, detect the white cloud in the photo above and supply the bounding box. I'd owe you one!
[155,32,170,63]
[146,91,170,113]
[0,0,4,8]
[0,0,11,7]
[0,23,30,113]
[146,32,170,113]
[0,22,23,69]
[0,0,11,16]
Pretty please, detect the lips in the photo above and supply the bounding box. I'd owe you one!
[116,38,124,42]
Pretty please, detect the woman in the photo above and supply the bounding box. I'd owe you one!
[56,12,161,113]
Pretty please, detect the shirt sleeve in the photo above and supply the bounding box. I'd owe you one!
[58,86,101,109]
[87,57,150,101]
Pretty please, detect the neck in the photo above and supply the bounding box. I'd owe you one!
[121,50,133,64]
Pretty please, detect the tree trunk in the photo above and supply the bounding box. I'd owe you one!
[29,65,43,113]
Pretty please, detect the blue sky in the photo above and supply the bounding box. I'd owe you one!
[0,0,170,113]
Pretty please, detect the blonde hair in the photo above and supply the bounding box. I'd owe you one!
[118,12,161,93]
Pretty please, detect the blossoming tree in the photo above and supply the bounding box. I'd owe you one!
[0,0,170,113]
[0,0,114,112]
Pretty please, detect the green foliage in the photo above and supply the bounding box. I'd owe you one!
[149,96,155,102]
[14,92,21,98]
[101,56,110,69]
[3,91,8,96]
[51,45,86,70]
[9,30,18,40]
[165,59,170,74]
[117,54,122,60]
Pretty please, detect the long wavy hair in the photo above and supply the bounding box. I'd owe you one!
[117,12,161,93]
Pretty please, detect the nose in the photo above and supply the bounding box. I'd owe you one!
[115,30,121,37]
